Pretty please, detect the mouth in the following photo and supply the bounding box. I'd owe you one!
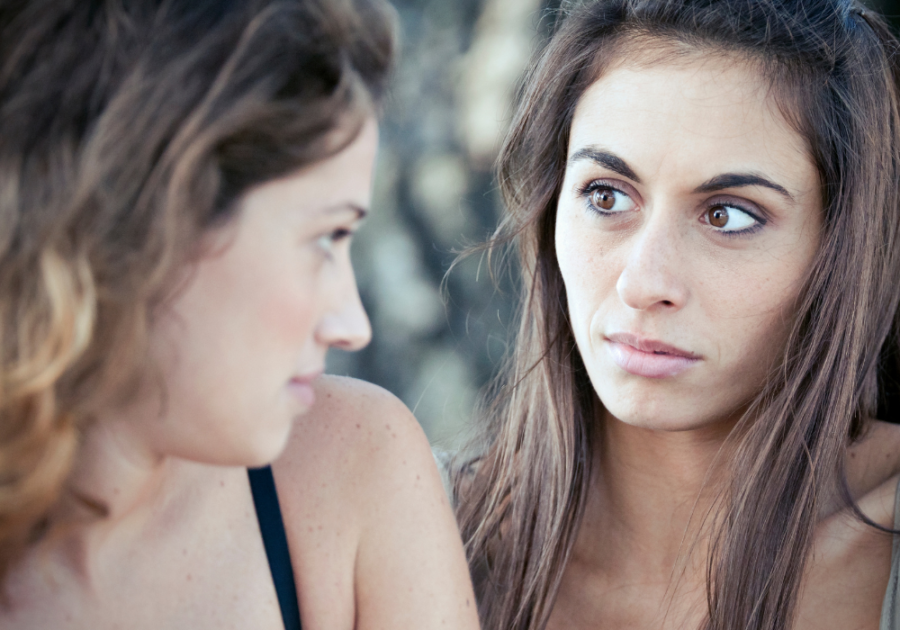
[290,369,324,385]
[287,369,323,407]
[605,332,701,379]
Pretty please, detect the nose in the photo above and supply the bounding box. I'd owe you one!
[317,277,372,352]
[615,213,689,312]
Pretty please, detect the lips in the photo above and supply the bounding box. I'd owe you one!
[287,369,323,408]
[605,332,700,379]
[290,369,323,385]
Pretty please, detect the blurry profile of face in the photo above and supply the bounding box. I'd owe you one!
[555,53,822,432]
[142,119,378,466]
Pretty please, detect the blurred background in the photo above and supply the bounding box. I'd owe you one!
[326,0,900,449]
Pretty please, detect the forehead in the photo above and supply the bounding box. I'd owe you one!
[242,118,379,217]
[568,52,817,195]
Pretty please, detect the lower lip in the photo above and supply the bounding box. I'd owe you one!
[607,340,700,379]
[287,379,316,407]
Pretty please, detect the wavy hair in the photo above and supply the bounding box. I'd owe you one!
[453,1,900,628]
[0,0,395,586]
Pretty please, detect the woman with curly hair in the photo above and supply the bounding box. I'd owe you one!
[0,1,479,628]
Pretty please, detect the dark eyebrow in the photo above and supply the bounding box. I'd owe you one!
[568,148,641,183]
[569,147,795,202]
[693,173,794,202]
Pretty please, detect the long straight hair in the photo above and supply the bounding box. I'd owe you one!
[453,1,900,628]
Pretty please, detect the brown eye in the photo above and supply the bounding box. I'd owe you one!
[708,206,729,228]
[592,187,617,211]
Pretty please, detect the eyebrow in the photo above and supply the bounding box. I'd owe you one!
[693,173,793,201]
[568,147,795,202]
[322,202,369,220]
[569,148,641,182]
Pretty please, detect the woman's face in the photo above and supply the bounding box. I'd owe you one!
[141,120,377,466]
[555,55,822,432]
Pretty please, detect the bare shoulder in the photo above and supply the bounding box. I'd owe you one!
[271,375,438,520]
[275,374,432,484]
[270,375,479,629]
[798,421,900,629]
[847,420,900,526]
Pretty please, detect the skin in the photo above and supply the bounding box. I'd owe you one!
[548,53,900,629]
[1,119,479,630]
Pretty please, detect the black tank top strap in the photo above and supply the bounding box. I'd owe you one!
[248,466,302,630]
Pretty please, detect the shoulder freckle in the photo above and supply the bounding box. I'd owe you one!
[846,420,900,504]
[277,376,433,498]
[314,376,422,440]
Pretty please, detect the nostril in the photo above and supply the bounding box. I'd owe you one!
[662,300,674,307]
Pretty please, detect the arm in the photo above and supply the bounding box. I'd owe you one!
[273,376,480,630]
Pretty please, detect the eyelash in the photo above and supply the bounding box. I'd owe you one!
[578,180,768,237]
[579,180,631,217]
[330,228,353,242]
[702,201,767,237]
[317,227,354,257]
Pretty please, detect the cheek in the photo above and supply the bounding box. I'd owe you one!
[158,245,324,389]
[704,249,810,343]
[696,250,815,411]
[256,279,318,349]
[555,210,618,331]
[226,241,326,357]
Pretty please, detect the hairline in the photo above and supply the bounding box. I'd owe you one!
[571,29,821,196]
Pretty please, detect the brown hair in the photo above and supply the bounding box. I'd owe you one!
[0,0,395,586]
[453,1,900,628]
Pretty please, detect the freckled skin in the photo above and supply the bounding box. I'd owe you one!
[1,122,480,630]
[546,53,900,630]
[556,58,822,432]
[138,124,376,467]
[274,376,479,630]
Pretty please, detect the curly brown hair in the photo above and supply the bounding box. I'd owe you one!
[0,0,395,587]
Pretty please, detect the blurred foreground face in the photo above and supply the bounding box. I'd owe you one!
[556,55,822,431]
[142,120,378,466]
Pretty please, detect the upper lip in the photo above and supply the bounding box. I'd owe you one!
[606,332,700,359]
[291,369,324,384]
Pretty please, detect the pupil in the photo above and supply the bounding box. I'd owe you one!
[710,207,729,228]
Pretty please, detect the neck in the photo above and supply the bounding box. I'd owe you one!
[66,417,168,519]
[45,410,196,583]
[576,410,736,586]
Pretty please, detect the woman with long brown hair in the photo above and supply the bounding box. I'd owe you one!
[454,0,900,628]
[0,0,479,628]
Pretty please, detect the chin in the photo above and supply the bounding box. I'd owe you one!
[243,420,295,467]
[596,388,696,433]
[604,406,708,432]
[590,366,714,430]
[599,387,742,434]
[195,415,295,469]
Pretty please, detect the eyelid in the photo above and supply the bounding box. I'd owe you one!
[576,177,642,204]
[700,198,768,237]
[330,227,354,241]
[702,194,770,223]
[573,176,773,237]
[315,225,356,256]
[579,178,639,215]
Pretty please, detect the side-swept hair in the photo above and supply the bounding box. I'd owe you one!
[0,0,395,586]
[454,1,900,628]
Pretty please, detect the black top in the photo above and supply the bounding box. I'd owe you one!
[248,466,302,630]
